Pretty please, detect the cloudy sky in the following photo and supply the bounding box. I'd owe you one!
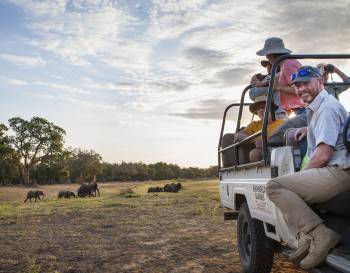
[1,0,350,167]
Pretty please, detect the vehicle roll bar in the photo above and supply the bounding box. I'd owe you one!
[217,101,251,168]
[236,85,252,133]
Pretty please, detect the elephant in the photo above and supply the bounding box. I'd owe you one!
[24,190,44,203]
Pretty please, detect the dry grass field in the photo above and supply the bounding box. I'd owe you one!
[0,180,305,273]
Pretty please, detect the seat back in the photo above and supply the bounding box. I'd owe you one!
[221,133,255,167]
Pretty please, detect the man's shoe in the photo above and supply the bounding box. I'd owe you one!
[300,224,341,269]
[288,233,311,263]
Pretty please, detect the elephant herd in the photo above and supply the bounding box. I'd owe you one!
[24,182,100,202]
[23,181,184,203]
[148,182,182,193]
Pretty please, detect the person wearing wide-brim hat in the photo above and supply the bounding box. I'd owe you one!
[234,96,285,162]
[249,59,287,119]
[249,95,278,114]
[256,37,292,56]
[256,37,305,116]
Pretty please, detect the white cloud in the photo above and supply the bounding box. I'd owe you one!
[5,77,92,95]
[0,53,46,66]
[34,81,93,95]
[33,94,55,100]
[8,0,66,16]
[11,0,143,68]
[6,78,29,85]
[60,96,117,110]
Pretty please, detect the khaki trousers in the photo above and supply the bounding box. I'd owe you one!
[266,166,350,234]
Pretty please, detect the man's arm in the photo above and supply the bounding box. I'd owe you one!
[332,65,350,94]
[249,86,268,101]
[334,66,349,82]
[274,83,298,94]
[304,143,333,170]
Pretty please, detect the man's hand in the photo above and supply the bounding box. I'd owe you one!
[304,143,333,170]
[294,127,307,141]
[250,74,260,85]
[250,74,266,87]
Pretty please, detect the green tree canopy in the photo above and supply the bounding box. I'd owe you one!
[0,124,20,185]
[8,117,66,185]
[68,149,102,183]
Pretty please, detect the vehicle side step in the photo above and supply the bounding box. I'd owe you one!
[282,247,345,273]
[325,251,350,273]
[309,265,344,273]
[224,211,238,220]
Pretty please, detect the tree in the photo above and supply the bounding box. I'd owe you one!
[150,162,176,180]
[30,149,72,184]
[68,149,102,182]
[8,117,65,185]
[0,124,12,157]
[204,166,218,178]
[0,124,20,185]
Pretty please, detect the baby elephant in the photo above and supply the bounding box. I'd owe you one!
[24,190,44,203]
[58,190,76,199]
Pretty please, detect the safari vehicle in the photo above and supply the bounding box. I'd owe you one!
[218,54,350,273]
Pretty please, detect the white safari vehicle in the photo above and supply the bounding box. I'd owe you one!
[218,54,350,273]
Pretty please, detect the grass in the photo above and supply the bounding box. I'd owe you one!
[23,258,41,273]
[0,180,305,273]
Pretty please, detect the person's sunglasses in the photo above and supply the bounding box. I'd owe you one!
[291,67,320,82]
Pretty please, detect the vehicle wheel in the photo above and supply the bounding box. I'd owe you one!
[237,202,274,273]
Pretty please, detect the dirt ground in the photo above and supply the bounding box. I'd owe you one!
[0,180,306,273]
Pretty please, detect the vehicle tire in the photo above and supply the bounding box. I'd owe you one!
[237,202,274,273]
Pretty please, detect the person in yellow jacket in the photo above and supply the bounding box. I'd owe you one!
[234,96,285,162]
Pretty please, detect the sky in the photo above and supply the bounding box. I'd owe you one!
[1,0,350,167]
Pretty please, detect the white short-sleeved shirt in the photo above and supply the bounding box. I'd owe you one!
[307,89,350,169]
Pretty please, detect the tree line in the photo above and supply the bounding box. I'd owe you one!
[0,117,217,185]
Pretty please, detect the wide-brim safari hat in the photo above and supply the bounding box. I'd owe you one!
[256,37,292,56]
[249,95,278,114]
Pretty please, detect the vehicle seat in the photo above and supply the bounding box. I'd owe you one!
[316,191,350,217]
[221,133,255,167]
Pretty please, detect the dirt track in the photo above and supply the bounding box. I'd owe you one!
[0,180,305,273]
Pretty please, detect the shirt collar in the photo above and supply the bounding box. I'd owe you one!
[307,89,328,113]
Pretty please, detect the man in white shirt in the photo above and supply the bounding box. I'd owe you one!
[266,66,350,269]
